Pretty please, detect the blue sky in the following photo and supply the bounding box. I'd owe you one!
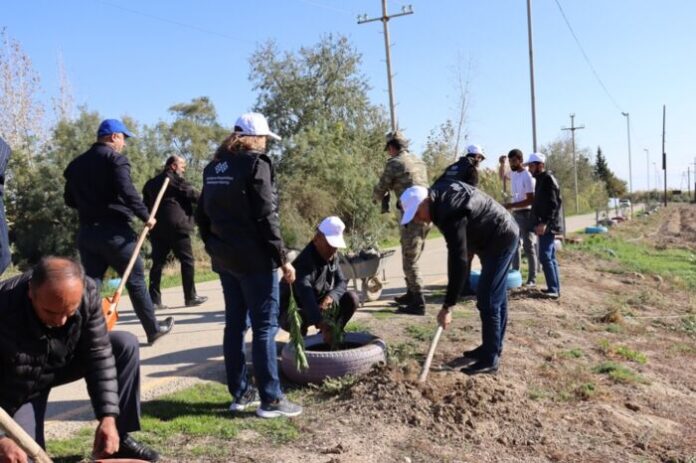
[3,0,695,190]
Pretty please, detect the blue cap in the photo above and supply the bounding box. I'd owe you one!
[97,119,134,138]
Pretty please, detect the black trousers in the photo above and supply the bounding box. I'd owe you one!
[279,286,359,335]
[11,331,141,448]
[148,231,197,305]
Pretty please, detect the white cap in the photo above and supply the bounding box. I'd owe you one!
[467,144,485,158]
[525,152,546,164]
[318,216,347,249]
[234,112,281,141]
[399,186,429,225]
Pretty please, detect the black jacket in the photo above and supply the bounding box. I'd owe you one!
[0,273,119,418]
[430,179,519,307]
[437,155,479,187]
[64,143,150,224]
[283,242,347,326]
[196,149,286,273]
[531,171,563,234]
[143,170,199,235]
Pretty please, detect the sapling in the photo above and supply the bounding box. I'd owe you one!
[287,287,309,371]
[322,301,345,351]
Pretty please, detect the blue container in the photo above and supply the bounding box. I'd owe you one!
[585,226,608,234]
[469,269,523,291]
[106,278,122,291]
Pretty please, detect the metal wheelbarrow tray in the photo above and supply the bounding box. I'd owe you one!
[338,249,396,304]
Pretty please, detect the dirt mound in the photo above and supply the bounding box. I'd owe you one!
[340,364,542,445]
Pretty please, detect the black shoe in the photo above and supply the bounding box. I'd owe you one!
[541,289,560,299]
[396,293,426,316]
[185,295,208,307]
[462,345,484,360]
[460,359,499,376]
[147,317,174,345]
[393,291,413,305]
[108,434,160,461]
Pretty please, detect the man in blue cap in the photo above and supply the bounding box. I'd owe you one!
[64,119,174,345]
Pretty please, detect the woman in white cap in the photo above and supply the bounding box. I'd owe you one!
[196,112,302,418]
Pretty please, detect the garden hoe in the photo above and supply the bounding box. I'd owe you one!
[102,177,170,330]
[418,325,444,383]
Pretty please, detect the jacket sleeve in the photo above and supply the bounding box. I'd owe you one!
[440,217,469,308]
[78,280,120,418]
[248,157,286,267]
[293,269,323,326]
[113,156,150,222]
[373,159,398,202]
[195,189,211,243]
[327,262,347,303]
[536,176,561,225]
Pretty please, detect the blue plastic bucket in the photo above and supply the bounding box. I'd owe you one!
[585,226,608,234]
[469,269,523,291]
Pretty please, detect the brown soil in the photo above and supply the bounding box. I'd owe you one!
[166,206,696,462]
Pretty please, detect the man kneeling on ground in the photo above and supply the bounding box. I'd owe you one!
[280,217,358,343]
[0,257,161,462]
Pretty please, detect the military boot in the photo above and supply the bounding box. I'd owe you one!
[396,292,426,316]
[393,290,413,305]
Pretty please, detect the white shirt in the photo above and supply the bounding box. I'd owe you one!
[510,168,535,210]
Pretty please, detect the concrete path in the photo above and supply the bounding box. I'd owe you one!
[44,208,631,434]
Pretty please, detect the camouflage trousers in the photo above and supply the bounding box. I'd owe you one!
[399,221,430,294]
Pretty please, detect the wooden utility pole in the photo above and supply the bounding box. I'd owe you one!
[358,1,414,132]
[526,0,538,151]
[562,114,585,213]
[662,105,667,207]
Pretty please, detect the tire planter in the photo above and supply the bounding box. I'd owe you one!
[281,332,387,384]
[469,269,523,291]
[585,226,609,234]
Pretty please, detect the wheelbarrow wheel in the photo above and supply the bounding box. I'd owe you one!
[362,277,383,302]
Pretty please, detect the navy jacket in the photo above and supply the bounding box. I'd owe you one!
[429,179,519,308]
[0,273,119,419]
[64,143,150,224]
[531,171,563,234]
[196,149,286,273]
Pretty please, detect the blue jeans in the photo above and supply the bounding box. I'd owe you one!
[219,269,282,404]
[476,234,518,363]
[78,222,158,336]
[538,232,561,294]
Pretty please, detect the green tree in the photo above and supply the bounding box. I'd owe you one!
[422,120,457,184]
[594,146,627,198]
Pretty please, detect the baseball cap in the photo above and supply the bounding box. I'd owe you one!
[98,119,134,138]
[467,144,486,160]
[399,186,429,225]
[524,152,546,165]
[318,216,347,249]
[234,112,281,141]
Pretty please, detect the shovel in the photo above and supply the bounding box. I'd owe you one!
[102,177,170,330]
[418,325,444,383]
[0,406,53,463]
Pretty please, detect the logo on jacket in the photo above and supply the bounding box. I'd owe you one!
[215,161,229,174]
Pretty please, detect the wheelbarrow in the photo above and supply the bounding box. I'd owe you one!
[338,248,396,304]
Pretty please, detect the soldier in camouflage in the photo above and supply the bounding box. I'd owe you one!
[373,130,430,315]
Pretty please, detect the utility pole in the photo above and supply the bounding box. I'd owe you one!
[643,148,650,193]
[688,166,691,202]
[526,0,538,152]
[562,114,585,213]
[621,112,633,194]
[358,1,413,132]
[662,105,667,207]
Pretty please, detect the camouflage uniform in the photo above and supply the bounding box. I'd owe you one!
[373,134,430,296]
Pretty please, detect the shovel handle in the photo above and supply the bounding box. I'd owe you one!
[0,407,53,463]
[418,325,444,383]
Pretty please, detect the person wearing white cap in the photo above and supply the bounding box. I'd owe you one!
[278,216,359,344]
[526,152,563,299]
[196,112,301,418]
[436,144,486,187]
[399,178,519,375]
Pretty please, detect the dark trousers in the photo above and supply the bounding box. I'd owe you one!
[148,231,197,304]
[476,234,519,363]
[219,269,283,404]
[278,286,359,335]
[12,332,141,448]
[78,222,158,336]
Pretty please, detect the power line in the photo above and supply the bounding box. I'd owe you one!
[552,0,623,112]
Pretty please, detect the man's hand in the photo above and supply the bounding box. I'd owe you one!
[0,437,28,463]
[319,296,334,311]
[437,307,452,329]
[534,223,547,236]
[92,416,119,459]
[317,321,333,345]
[281,263,296,284]
[145,217,157,230]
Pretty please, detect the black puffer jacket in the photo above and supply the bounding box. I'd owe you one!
[143,170,199,235]
[436,155,479,187]
[531,170,563,234]
[0,273,119,418]
[196,149,286,273]
[430,179,519,307]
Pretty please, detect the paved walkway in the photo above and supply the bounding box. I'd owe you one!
[44,208,632,434]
